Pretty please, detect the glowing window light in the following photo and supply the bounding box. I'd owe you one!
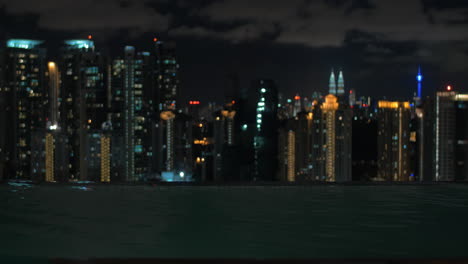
[64,40,95,49]
[261,88,266,93]
[7,39,43,49]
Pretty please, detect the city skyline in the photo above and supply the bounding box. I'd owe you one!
[1,36,467,183]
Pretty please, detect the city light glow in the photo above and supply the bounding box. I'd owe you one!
[7,39,43,49]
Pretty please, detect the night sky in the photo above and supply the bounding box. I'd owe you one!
[1,0,468,103]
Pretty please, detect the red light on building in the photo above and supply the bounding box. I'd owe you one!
[294,95,301,100]
[88,35,92,40]
[447,85,452,91]
[190,101,200,105]
[232,100,236,104]
[153,37,158,42]
[350,90,353,94]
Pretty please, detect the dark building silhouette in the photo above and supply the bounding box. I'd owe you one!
[352,107,378,181]
[154,40,178,111]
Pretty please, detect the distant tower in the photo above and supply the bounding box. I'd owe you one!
[293,94,301,116]
[349,89,356,106]
[416,66,423,98]
[328,69,337,95]
[337,70,345,96]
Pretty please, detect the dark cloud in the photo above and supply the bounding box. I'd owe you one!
[1,0,467,100]
[0,0,170,32]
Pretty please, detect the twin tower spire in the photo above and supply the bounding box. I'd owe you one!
[328,69,345,96]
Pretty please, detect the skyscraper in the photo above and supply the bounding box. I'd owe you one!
[433,88,468,181]
[328,69,337,95]
[416,67,423,99]
[337,70,345,97]
[60,39,108,181]
[434,90,456,181]
[3,39,46,179]
[455,94,468,180]
[320,94,352,182]
[116,46,155,182]
[377,101,411,181]
[240,80,279,181]
[154,39,179,111]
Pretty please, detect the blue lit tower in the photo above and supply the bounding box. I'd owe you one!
[328,69,337,95]
[416,66,423,98]
[337,70,345,97]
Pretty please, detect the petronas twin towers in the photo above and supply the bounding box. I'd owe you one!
[328,69,345,96]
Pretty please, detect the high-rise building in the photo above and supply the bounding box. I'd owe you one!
[455,94,468,180]
[240,80,279,181]
[352,106,378,181]
[278,118,296,182]
[349,89,356,106]
[416,97,434,181]
[434,90,457,181]
[213,107,237,181]
[377,101,411,181]
[60,39,108,181]
[433,88,468,181]
[337,70,345,97]
[154,39,178,111]
[320,94,352,182]
[112,46,156,182]
[3,39,46,179]
[293,111,314,181]
[328,69,337,95]
[158,110,193,182]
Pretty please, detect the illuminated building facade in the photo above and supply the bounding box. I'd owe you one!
[158,111,193,182]
[278,119,296,182]
[116,46,155,182]
[320,94,352,182]
[377,101,411,181]
[213,107,237,181]
[60,39,108,181]
[154,40,179,110]
[3,39,46,179]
